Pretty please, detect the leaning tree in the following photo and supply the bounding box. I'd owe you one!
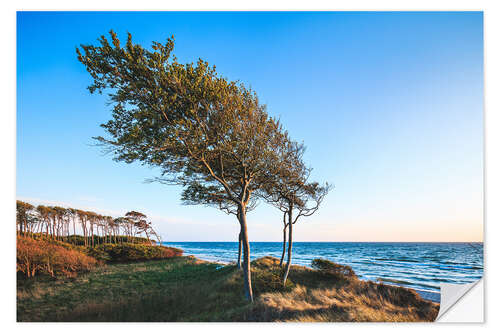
[77,31,286,301]
[261,138,331,285]
[125,211,151,242]
[16,200,34,235]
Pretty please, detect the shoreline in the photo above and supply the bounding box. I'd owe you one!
[182,253,442,304]
[161,240,481,304]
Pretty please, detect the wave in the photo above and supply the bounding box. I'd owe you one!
[163,241,483,294]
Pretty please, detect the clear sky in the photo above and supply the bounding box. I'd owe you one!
[17,11,483,242]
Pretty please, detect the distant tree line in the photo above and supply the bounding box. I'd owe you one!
[16,200,161,246]
[76,31,331,302]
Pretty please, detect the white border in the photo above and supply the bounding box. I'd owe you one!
[2,1,498,332]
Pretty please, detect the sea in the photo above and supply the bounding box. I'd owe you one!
[161,241,484,303]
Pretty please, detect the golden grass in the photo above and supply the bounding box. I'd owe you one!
[17,255,439,322]
[248,256,438,322]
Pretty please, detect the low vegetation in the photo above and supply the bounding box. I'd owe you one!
[85,243,183,263]
[62,234,152,246]
[17,236,99,278]
[311,258,356,277]
[17,256,438,322]
[16,235,182,279]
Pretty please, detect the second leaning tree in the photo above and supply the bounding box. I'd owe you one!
[77,31,288,302]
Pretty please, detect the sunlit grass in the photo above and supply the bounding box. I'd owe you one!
[17,256,438,322]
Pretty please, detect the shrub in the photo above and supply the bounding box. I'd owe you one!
[61,235,152,246]
[249,257,295,294]
[85,243,183,263]
[17,236,99,278]
[252,269,295,294]
[311,258,356,278]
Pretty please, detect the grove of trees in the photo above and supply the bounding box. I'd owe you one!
[16,200,160,246]
[76,31,331,302]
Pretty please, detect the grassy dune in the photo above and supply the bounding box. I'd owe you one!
[17,256,439,322]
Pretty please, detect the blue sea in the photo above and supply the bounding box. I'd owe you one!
[162,242,483,303]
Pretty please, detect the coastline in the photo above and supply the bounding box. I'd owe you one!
[183,253,441,304]
[162,241,483,304]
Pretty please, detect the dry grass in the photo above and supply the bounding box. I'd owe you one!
[249,257,438,322]
[17,255,439,322]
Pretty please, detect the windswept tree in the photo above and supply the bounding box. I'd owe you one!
[36,205,52,239]
[113,217,129,243]
[16,200,35,234]
[125,211,151,242]
[16,200,37,236]
[17,199,162,246]
[77,31,286,301]
[66,208,77,238]
[52,206,68,240]
[75,209,89,246]
[261,138,331,285]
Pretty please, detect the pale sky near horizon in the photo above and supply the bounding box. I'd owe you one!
[17,11,483,242]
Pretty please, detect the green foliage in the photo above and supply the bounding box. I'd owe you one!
[77,31,289,212]
[63,235,151,246]
[252,269,295,294]
[16,200,36,233]
[85,243,183,263]
[311,258,356,278]
[30,233,86,251]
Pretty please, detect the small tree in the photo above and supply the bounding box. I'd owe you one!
[77,31,286,301]
[261,139,331,285]
[75,209,89,246]
[36,205,53,239]
[125,211,152,243]
[16,201,34,235]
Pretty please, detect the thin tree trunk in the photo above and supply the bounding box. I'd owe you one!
[283,208,293,286]
[237,231,242,269]
[51,218,55,240]
[83,224,87,246]
[280,224,287,267]
[238,204,253,302]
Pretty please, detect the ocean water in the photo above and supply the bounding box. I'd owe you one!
[162,241,483,302]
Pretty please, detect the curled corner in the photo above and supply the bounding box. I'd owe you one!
[436,278,483,321]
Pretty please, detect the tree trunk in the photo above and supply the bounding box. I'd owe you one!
[237,231,242,269]
[280,224,287,267]
[83,223,87,246]
[283,208,293,286]
[238,204,253,302]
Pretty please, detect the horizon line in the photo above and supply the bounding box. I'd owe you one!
[161,240,484,243]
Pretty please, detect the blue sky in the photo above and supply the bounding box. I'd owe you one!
[17,11,483,241]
